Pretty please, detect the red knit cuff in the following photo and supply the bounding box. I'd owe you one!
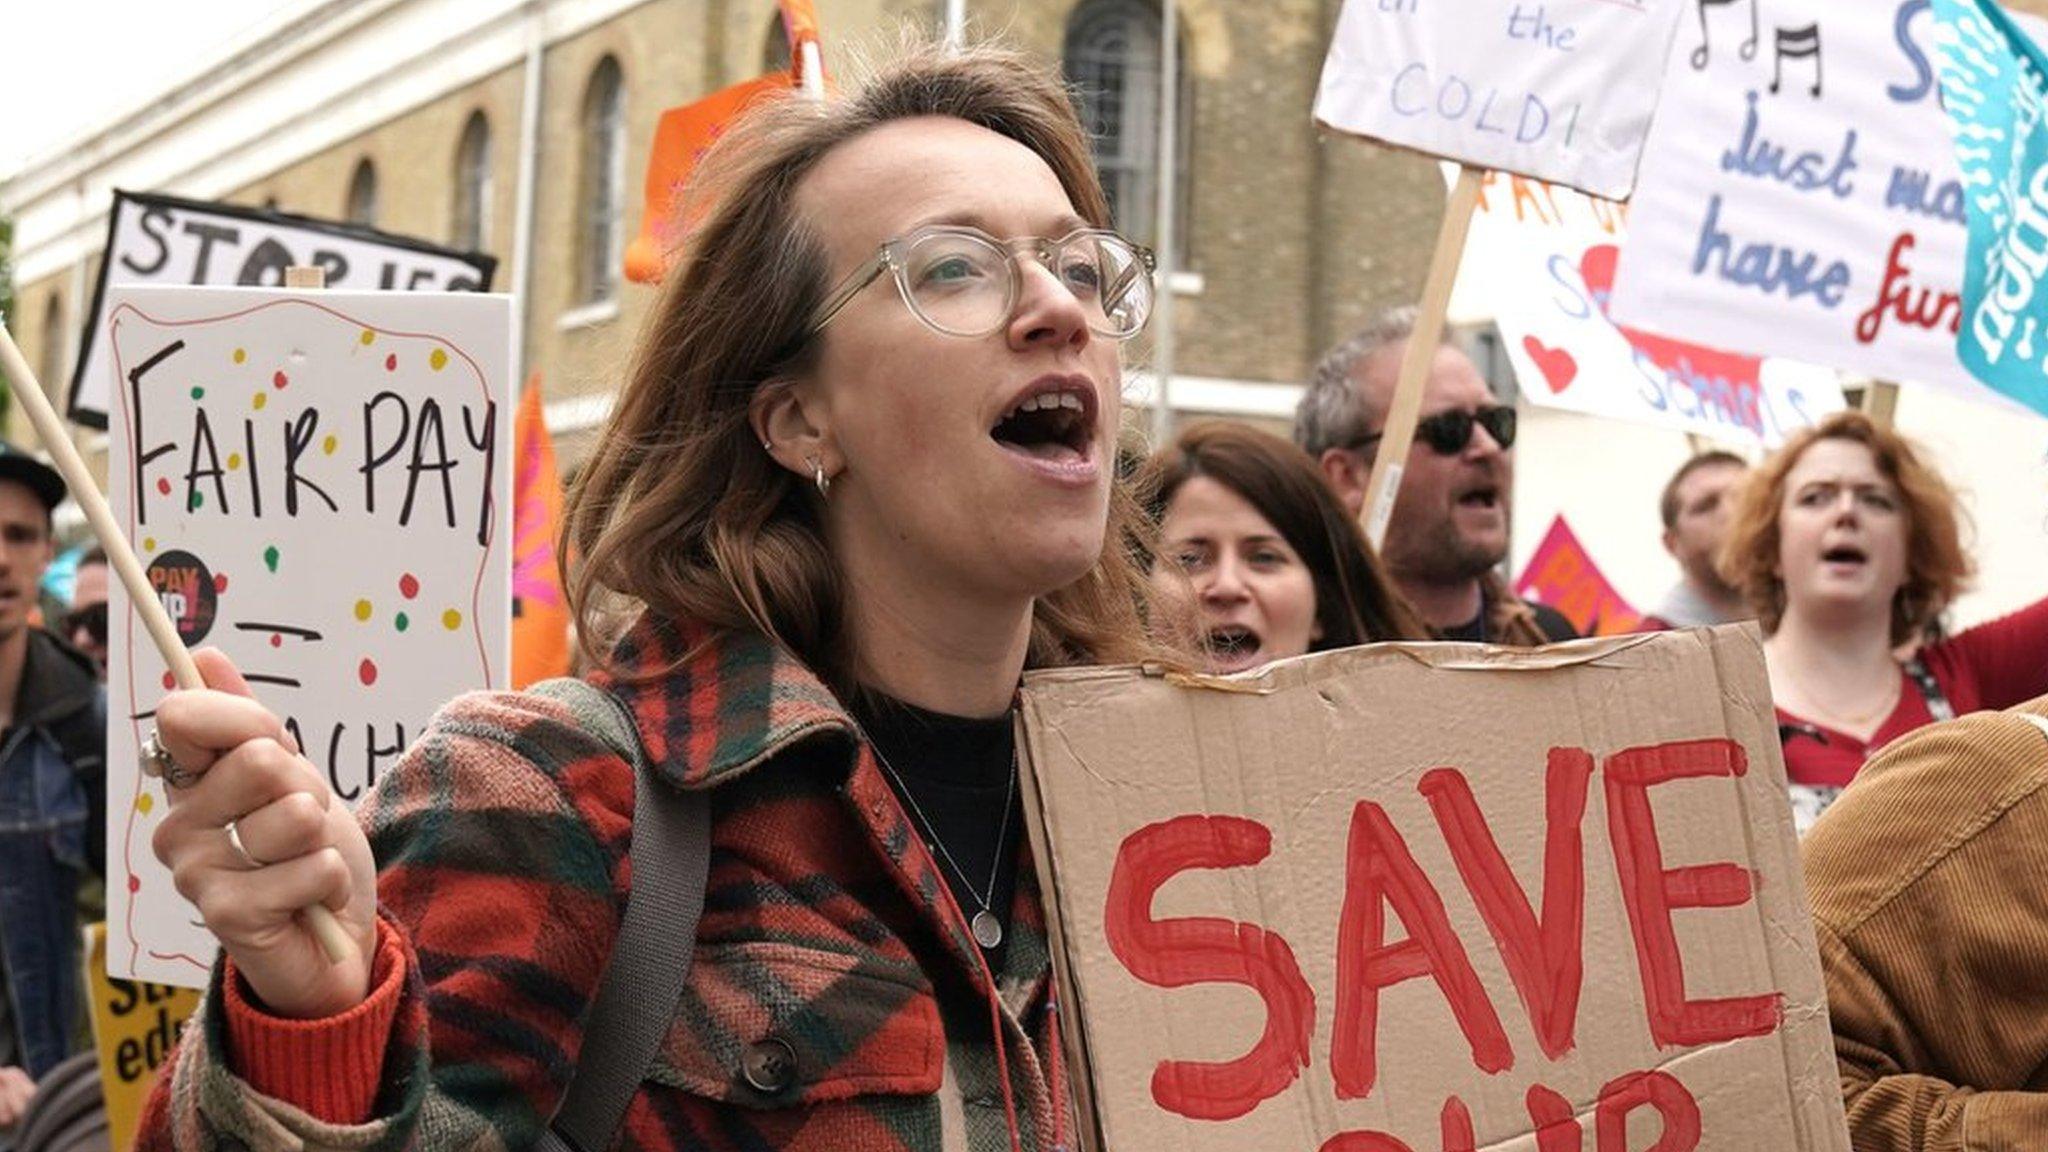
[222,920,407,1124]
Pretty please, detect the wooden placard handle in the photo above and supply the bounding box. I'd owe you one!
[1361,164,1486,551]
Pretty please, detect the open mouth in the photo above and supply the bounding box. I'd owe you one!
[1205,625,1261,663]
[1456,484,1501,512]
[992,381,1096,464]
[1821,544,1868,566]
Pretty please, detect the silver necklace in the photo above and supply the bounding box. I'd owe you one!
[869,742,1017,950]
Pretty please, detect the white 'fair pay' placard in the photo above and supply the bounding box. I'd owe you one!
[103,287,512,987]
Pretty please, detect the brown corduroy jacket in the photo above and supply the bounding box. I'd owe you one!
[1802,694,2048,1152]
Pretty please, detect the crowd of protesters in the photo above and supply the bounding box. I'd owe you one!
[0,35,2040,1152]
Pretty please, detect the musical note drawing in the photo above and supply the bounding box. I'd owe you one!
[1692,0,1759,70]
[1769,24,1823,97]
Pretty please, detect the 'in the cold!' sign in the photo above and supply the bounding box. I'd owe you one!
[102,287,512,987]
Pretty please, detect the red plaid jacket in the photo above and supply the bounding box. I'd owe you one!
[136,617,1072,1152]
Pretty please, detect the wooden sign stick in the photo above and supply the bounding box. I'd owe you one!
[0,321,353,965]
[1361,164,1486,552]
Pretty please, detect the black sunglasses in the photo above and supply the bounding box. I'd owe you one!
[63,601,107,647]
[1354,405,1516,456]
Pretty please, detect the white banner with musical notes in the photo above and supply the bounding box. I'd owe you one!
[1610,0,2048,410]
[1314,0,1689,199]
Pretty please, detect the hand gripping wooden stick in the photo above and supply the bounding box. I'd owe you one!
[0,323,353,966]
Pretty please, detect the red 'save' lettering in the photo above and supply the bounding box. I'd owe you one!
[1332,801,1513,1100]
[1104,815,1315,1120]
[1605,739,1781,1048]
[1420,749,1593,1061]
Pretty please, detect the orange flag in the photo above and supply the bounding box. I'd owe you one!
[625,0,824,284]
[511,377,573,687]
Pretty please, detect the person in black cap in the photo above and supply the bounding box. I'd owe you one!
[0,446,104,1133]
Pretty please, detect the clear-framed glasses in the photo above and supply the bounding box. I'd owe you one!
[806,224,1158,341]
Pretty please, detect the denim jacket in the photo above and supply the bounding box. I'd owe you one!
[0,628,104,1077]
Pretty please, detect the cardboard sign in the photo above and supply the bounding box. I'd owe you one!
[1454,170,1845,444]
[102,286,512,987]
[1933,0,2048,416]
[83,923,200,1152]
[1313,0,1688,198]
[1610,0,2048,410]
[69,191,497,427]
[1018,628,1850,1152]
[1513,515,1645,636]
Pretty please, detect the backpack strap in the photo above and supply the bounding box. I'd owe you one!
[529,677,712,1152]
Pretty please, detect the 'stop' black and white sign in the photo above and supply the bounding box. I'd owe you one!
[69,191,496,427]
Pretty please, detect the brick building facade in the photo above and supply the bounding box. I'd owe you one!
[3,0,1439,476]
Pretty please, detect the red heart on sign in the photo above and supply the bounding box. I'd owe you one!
[1522,337,1578,393]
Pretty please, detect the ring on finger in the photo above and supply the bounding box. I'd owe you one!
[142,729,199,790]
[224,819,267,869]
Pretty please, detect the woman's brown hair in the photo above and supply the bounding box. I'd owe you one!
[1136,422,1428,651]
[563,41,1156,693]
[1718,410,1973,644]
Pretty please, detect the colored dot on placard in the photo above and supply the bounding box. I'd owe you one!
[442,608,462,630]
[429,348,449,371]
[359,659,379,685]
[136,793,154,815]
[270,633,283,648]
[232,348,247,365]
[143,537,156,553]
[189,491,204,510]
[354,599,373,621]
[263,546,281,572]
[359,330,376,346]
[384,353,397,372]
[272,370,289,389]
[322,435,339,456]
[399,573,420,599]
[160,671,175,690]
[189,386,205,400]
[155,477,172,496]
[395,612,411,632]
[253,393,268,411]
[127,875,140,894]
[213,573,229,594]
[227,453,243,471]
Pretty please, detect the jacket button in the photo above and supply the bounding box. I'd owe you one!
[742,1037,798,1094]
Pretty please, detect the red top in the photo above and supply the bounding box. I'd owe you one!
[1779,595,2048,788]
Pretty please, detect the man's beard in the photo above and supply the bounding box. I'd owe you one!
[1394,515,1508,585]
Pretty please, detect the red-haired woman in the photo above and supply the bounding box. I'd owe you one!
[1720,411,2048,831]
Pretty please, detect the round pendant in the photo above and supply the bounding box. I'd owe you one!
[972,909,1004,949]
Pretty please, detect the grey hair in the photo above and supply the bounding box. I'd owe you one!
[1293,305,1434,457]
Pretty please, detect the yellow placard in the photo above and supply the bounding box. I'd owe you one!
[83,923,200,1150]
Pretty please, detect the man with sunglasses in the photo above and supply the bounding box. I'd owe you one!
[0,446,105,1133]
[1295,307,1576,646]
[62,548,108,678]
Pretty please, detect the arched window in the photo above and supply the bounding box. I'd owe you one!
[345,159,378,227]
[576,56,627,305]
[452,112,493,252]
[1063,0,1192,258]
[38,293,65,396]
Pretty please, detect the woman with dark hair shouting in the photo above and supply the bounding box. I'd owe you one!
[1139,421,1425,671]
